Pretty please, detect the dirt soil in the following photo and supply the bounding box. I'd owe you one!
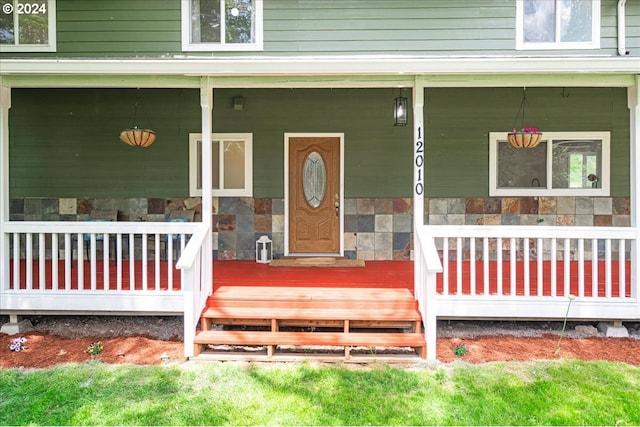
[1,316,639,369]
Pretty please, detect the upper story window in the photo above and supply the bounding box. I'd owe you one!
[0,0,56,52]
[516,0,600,50]
[489,131,610,197]
[182,0,263,51]
[189,133,253,197]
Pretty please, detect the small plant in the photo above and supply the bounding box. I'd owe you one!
[453,343,469,357]
[555,294,576,355]
[9,337,27,352]
[85,341,103,356]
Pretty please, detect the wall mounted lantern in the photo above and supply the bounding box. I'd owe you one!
[394,91,408,126]
[507,87,542,149]
[119,90,156,148]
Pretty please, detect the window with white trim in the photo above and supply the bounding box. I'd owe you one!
[189,133,253,197]
[182,0,263,51]
[516,0,600,50]
[489,132,610,197]
[0,0,56,52]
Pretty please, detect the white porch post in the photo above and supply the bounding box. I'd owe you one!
[0,82,10,290]
[629,75,640,299]
[200,77,213,276]
[412,78,437,359]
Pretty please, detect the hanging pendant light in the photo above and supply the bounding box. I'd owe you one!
[507,87,542,149]
[394,89,408,127]
[119,90,156,148]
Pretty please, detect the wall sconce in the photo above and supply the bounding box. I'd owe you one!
[119,89,156,148]
[233,96,244,111]
[394,92,408,126]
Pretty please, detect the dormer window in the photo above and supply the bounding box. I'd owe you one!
[0,0,56,52]
[516,0,600,50]
[182,0,263,51]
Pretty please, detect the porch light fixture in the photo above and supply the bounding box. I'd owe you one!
[394,91,408,127]
[507,87,542,149]
[119,90,156,148]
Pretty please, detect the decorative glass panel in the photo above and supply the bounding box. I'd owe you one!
[303,152,326,208]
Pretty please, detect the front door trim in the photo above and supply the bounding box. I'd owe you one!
[284,133,344,257]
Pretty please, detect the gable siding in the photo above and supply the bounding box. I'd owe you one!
[1,0,635,59]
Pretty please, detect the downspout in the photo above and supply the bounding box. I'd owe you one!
[618,0,628,56]
[0,83,10,294]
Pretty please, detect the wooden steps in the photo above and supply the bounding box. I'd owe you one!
[194,286,426,361]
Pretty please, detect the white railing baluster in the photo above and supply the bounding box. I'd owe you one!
[551,238,557,297]
[605,239,612,298]
[483,237,489,295]
[168,236,174,290]
[154,234,160,289]
[129,233,135,291]
[142,233,148,291]
[470,237,476,295]
[509,237,516,296]
[442,237,448,295]
[90,235,97,291]
[619,239,626,298]
[456,237,462,294]
[523,237,530,296]
[103,233,110,290]
[578,239,585,298]
[12,233,19,290]
[497,237,503,295]
[64,233,71,290]
[26,233,33,290]
[563,238,570,297]
[592,238,598,298]
[536,238,543,296]
[38,233,45,290]
[52,233,58,290]
[116,234,123,291]
[77,233,84,290]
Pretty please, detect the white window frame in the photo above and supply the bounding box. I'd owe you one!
[515,0,600,50]
[489,131,610,197]
[181,0,263,52]
[189,133,253,197]
[0,0,56,52]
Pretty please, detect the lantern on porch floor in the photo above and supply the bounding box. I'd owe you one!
[256,235,273,264]
[507,87,542,149]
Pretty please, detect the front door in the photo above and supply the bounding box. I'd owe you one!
[287,135,342,255]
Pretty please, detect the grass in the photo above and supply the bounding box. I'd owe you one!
[0,360,639,426]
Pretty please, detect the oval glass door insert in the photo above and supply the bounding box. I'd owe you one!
[303,151,326,208]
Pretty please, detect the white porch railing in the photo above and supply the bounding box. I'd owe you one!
[177,223,212,359]
[1,221,201,314]
[415,225,640,360]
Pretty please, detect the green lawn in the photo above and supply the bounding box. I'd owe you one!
[1,360,638,426]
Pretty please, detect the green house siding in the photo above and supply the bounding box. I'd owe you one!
[1,0,636,59]
[424,87,630,198]
[9,88,414,199]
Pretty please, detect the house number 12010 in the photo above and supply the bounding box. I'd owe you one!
[415,127,424,196]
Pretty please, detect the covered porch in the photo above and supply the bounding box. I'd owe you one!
[1,69,640,361]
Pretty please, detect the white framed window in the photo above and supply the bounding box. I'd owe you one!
[516,0,600,50]
[489,131,610,197]
[189,133,253,197]
[181,0,263,51]
[0,0,55,52]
